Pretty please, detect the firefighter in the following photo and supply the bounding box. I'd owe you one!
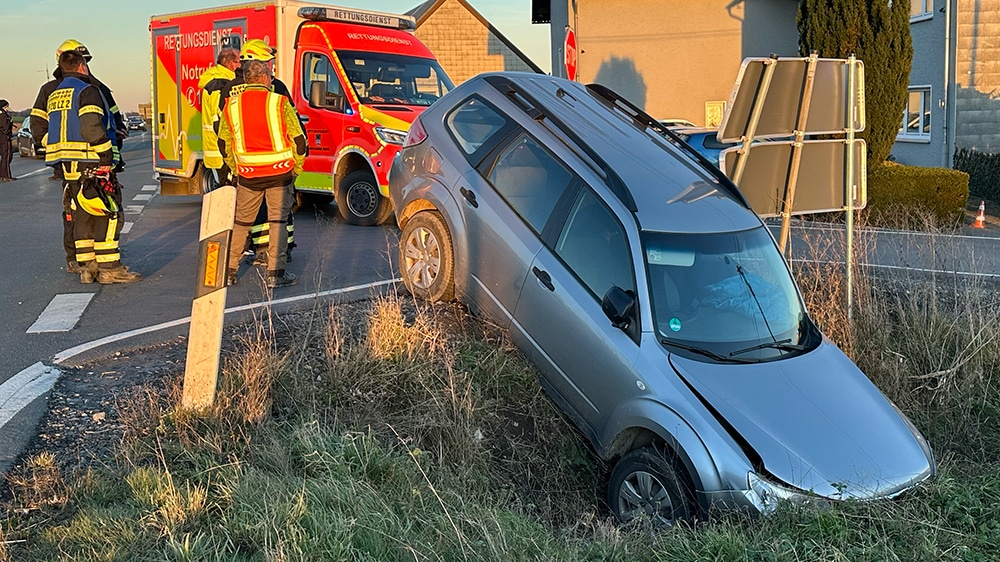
[55,40,128,172]
[35,50,140,284]
[31,40,125,273]
[218,59,306,288]
[220,39,297,266]
[197,47,241,186]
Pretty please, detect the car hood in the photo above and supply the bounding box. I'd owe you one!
[669,342,934,499]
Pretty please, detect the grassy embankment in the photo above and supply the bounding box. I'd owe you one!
[3,212,1000,561]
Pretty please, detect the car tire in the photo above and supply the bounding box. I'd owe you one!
[608,446,696,527]
[336,170,392,226]
[399,211,455,302]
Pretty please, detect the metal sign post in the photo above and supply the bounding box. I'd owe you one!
[845,55,858,321]
[182,185,236,410]
[776,52,819,256]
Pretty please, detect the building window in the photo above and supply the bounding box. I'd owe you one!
[911,0,933,21]
[898,87,931,142]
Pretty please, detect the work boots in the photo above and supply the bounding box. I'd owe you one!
[97,266,142,284]
[266,271,296,288]
[79,262,98,284]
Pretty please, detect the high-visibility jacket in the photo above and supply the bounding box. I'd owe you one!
[198,64,236,169]
[41,74,113,172]
[222,86,298,178]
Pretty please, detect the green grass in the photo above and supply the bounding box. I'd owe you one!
[4,243,1000,560]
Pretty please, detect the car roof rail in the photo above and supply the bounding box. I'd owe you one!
[484,75,637,213]
[585,83,751,209]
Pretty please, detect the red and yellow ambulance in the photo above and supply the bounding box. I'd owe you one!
[151,1,454,225]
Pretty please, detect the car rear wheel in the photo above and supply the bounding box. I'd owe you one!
[608,446,696,527]
[399,211,454,302]
[336,170,393,226]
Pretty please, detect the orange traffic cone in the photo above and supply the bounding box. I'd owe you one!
[974,201,986,228]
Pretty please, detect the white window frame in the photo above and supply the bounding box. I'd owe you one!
[911,0,933,22]
[898,86,932,142]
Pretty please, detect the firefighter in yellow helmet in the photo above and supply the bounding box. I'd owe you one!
[220,39,298,267]
[218,59,306,288]
[30,50,140,284]
[31,39,131,277]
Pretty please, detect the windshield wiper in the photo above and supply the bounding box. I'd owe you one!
[660,339,754,364]
[729,338,807,357]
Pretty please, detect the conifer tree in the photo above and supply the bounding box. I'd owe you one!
[797,0,913,164]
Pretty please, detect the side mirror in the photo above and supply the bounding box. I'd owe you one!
[309,81,327,108]
[602,286,635,330]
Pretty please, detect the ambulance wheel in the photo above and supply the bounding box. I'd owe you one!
[336,170,392,226]
[197,166,218,194]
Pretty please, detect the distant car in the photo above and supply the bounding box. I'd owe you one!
[669,127,734,168]
[127,116,146,131]
[16,121,43,159]
[657,118,696,128]
[389,72,935,526]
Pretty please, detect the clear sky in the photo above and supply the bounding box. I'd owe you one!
[0,0,551,113]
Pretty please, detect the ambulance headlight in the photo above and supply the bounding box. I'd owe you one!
[375,127,408,146]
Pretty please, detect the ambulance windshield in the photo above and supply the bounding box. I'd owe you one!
[338,50,454,106]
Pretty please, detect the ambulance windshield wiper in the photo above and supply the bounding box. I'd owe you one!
[729,338,807,357]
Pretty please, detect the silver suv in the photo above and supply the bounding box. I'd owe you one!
[388,72,934,525]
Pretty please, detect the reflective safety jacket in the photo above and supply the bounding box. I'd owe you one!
[30,69,120,169]
[220,85,305,182]
[198,64,236,169]
[37,73,113,178]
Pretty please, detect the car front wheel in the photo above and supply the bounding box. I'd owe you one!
[336,170,393,226]
[399,211,454,302]
[608,447,696,527]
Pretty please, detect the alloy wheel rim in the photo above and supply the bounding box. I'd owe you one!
[403,226,440,290]
[618,470,674,525]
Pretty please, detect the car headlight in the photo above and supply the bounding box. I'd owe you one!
[375,127,408,146]
[745,472,814,513]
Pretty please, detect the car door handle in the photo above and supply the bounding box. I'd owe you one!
[532,266,554,291]
[460,187,478,208]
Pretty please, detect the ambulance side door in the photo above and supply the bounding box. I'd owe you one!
[295,51,348,192]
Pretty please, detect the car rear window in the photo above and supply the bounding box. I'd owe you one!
[445,97,509,156]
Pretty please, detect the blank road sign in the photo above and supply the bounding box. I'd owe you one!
[719,58,865,143]
[721,139,867,217]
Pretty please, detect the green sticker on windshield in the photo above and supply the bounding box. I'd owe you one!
[669,318,682,332]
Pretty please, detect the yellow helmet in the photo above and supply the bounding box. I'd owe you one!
[57,39,92,62]
[240,39,276,61]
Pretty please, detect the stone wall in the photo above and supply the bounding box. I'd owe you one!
[415,0,536,85]
[956,1,1000,152]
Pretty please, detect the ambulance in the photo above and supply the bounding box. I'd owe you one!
[150,1,455,225]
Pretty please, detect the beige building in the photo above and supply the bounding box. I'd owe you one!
[407,0,544,84]
[567,0,798,127]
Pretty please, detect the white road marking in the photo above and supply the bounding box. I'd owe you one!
[141,184,158,192]
[0,362,60,430]
[124,205,144,215]
[26,293,95,333]
[121,222,133,234]
[132,194,153,201]
[53,279,401,363]
[16,167,50,179]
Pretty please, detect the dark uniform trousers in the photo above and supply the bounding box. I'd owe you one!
[65,166,124,269]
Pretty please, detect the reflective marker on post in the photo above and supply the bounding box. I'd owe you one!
[182,185,236,410]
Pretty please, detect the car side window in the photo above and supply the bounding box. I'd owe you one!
[487,133,574,235]
[555,189,634,301]
[445,96,510,159]
[302,52,344,109]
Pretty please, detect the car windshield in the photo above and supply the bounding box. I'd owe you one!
[644,226,816,361]
[338,50,453,107]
